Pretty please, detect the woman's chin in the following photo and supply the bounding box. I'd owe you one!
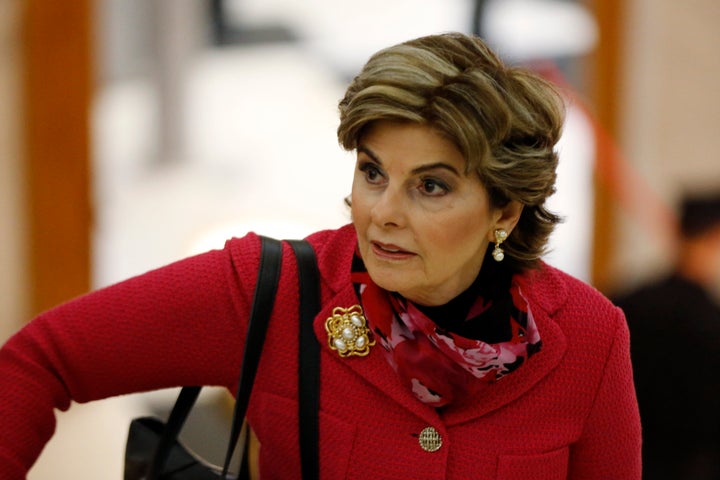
[367,267,413,294]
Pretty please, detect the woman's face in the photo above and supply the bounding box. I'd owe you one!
[351,120,514,306]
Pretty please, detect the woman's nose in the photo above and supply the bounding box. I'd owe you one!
[370,187,406,228]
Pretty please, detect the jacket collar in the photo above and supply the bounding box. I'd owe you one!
[309,224,568,424]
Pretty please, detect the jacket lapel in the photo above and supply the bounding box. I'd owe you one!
[313,284,440,424]
[438,264,569,425]
[441,303,566,425]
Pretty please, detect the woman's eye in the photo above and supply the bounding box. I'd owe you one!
[420,178,449,196]
[359,163,384,184]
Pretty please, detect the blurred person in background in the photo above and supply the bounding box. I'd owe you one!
[0,32,641,479]
[614,191,720,479]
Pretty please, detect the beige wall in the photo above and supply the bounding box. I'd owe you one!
[0,0,27,342]
[610,0,720,291]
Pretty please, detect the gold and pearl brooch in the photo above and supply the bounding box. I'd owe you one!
[325,305,375,357]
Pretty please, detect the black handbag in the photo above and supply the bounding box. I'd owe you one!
[124,237,320,480]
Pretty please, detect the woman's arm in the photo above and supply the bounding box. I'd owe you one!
[0,241,256,478]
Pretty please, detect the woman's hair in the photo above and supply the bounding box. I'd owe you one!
[338,32,565,271]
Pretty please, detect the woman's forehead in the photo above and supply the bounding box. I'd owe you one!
[358,120,475,175]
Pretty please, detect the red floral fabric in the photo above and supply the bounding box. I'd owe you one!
[351,255,542,407]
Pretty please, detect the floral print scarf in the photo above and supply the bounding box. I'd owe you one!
[351,252,542,407]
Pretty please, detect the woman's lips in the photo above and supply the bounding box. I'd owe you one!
[371,241,415,260]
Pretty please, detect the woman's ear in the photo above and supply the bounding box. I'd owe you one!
[490,200,523,240]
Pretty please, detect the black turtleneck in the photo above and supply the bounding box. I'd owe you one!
[415,252,514,343]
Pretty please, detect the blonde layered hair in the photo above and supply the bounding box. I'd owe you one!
[338,32,565,270]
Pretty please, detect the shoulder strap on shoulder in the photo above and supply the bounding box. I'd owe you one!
[221,235,283,477]
[288,239,321,480]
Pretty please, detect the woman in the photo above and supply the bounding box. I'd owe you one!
[0,32,641,479]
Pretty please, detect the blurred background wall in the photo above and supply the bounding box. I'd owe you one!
[1,0,718,477]
[611,0,720,292]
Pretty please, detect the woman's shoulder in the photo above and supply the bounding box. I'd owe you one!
[305,224,357,255]
[305,224,357,290]
[222,224,355,251]
[222,224,357,287]
[520,263,629,378]
[520,261,624,333]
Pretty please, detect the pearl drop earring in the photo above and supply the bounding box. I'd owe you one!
[492,229,508,262]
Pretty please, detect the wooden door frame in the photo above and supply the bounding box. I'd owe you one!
[22,0,93,315]
[585,0,624,292]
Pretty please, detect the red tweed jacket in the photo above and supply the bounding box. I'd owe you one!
[0,224,641,479]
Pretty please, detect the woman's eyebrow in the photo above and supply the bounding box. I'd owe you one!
[411,163,460,176]
[358,146,460,176]
[357,145,379,162]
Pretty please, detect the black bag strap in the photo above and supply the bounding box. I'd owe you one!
[147,236,283,480]
[288,240,321,480]
[221,236,283,477]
